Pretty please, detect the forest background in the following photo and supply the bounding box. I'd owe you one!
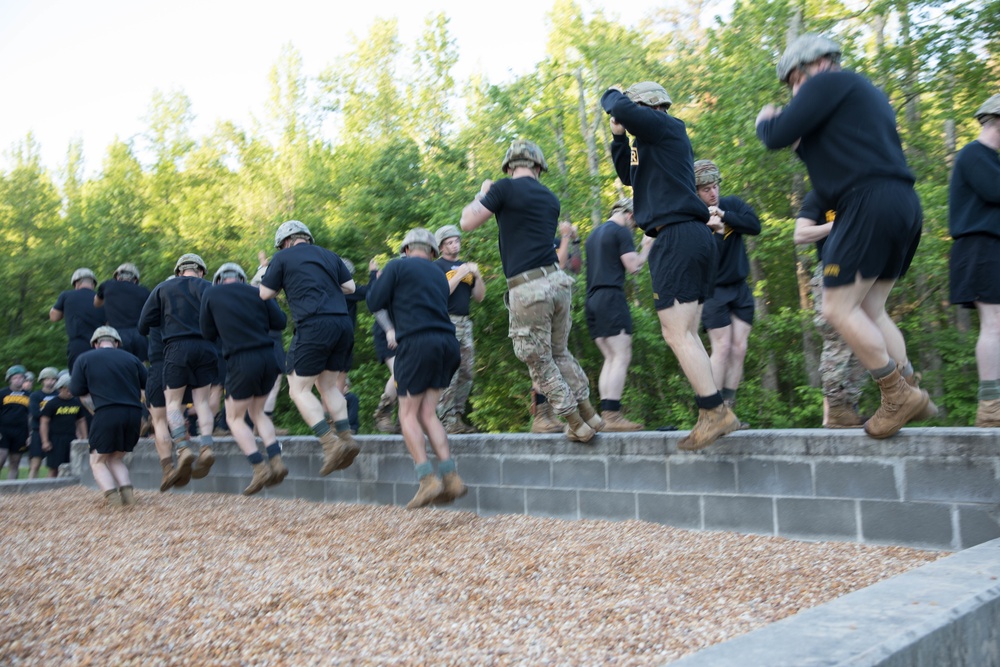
[1,0,995,433]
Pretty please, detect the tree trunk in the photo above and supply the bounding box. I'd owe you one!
[574,67,603,228]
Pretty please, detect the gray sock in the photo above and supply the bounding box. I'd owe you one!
[979,380,1000,401]
[870,360,897,380]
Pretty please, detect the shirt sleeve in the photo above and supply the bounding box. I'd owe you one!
[756,72,851,149]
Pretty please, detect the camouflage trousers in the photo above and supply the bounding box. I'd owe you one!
[437,315,475,421]
[811,265,868,406]
[506,271,589,415]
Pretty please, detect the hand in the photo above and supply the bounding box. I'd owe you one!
[708,206,725,220]
[755,104,781,128]
[251,251,270,287]
[707,215,724,234]
[465,262,480,277]
[477,179,493,199]
[369,258,378,272]
[641,235,654,249]
[559,222,578,240]
[609,116,626,136]
[386,329,397,350]
[42,441,51,452]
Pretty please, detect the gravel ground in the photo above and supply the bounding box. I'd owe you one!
[1,488,946,666]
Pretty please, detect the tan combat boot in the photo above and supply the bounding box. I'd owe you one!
[437,472,468,504]
[531,401,563,433]
[168,446,196,488]
[601,410,644,432]
[825,404,865,429]
[119,485,136,506]
[159,459,177,493]
[266,454,288,486]
[564,409,596,443]
[905,372,939,421]
[319,431,361,476]
[976,399,1000,427]
[373,395,399,434]
[864,368,929,439]
[243,462,273,496]
[677,404,740,451]
[578,399,605,432]
[407,475,444,510]
[191,447,215,479]
[104,489,124,507]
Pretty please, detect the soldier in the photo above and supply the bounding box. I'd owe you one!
[27,367,60,478]
[201,263,288,495]
[433,224,485,434]
[94,263,151,362]
[461,139,601,442]
[757,33,932,439]
[694,160,761,424]
[370,257,401,434]
[367,228,467,509]
[39,373,87,478]
[138,254,218,488]
[602,82,740,450]
[70,326,147,506]
[584,197,652,430]
[50,268,107,370]
[0,365,30,479]
[794,192,869,427]
[258,220,359,475]
[949,93,1000,427]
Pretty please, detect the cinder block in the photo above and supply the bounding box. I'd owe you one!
[737,459,813,496]
[478,486,525,516]
[215,476,245,496]
[580,491,635,521]
[378,456,415,483]
[357,481,394,506]
[502,458,550,487]
[609,459,667,492]
[455,455,501,486]
[704,495,773,535]
[860,500,954,549]
[815,461,898,500]
[669,459,736,493]
[295,479,326,503]
[325,480,360,504]
[905,460,1000,504]
[442,486,478,512]
[526,488,578,520]
[637,493,702,529]
[552,459,606,489]
[958,506,1000,549]
[395,482,419,508]
[777,498,857,540]
[264,479,297,500]
[281,453,315,479]
[189,476,217,494]
[204,454,234,476]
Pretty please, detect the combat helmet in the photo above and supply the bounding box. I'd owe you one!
[975,94,1000,125]
[609,197,634,217]
[776,33,841,83]
[38,367,60,381]
[213,262,247,285]
[694,160,721,187]
[114,263,140,282]
[401,228,439,258]
[274,220,313,249]
[501,140,548,174]
[174,253,207,276]
[625,81,672,109]
[71,268,96,287]
[5,365,26,382]
[435,225,461,248]
[90,325,122,346]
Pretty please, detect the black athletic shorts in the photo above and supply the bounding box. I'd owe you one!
[701,281,755,330]
[118,327,149,363]
[46,435,74,471]
[949,234,1000,307]
[287,315,354,377]
[163,338,219,390]
[225,348,280,401]
[822,181,922,288]
[88,405,142,454]
[0,427,29,454]
[146,361,165,409]
[213,349,227,386]
[29,431,44,458]
[585,288,632,339]
[394,331,460,396]
[648,221,718,310]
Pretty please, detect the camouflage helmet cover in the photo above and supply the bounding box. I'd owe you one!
[71,268,96,286]
[39,367,60,381]
[609,197,634,217]
[975,94,1000,124]
[776,33,842,83]
[401,227,439,258]
[114,262,140,281]
[274,220,313,249]
[5,364,27,381]
[435,224,461,248]
[694,160,722,186]
[213,262,248,285]
[174,253,207,275]
[501,139,548,174]
[91,325,122,345]
[625,81,672,109]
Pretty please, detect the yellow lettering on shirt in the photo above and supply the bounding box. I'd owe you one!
[825,209,836,224]
[824,264,841,277]
[55,406,81,416]
[445,269,475,287]
[723,224,735,239]
[630,147,638,166]
[3,394,29,408]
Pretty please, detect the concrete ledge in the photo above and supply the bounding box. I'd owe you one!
[668,537,1000,666]
[0,477,81,494]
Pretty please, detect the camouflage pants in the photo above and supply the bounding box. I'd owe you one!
[437,315,475,421]
[811,265,868,406]
[506,271,589,415]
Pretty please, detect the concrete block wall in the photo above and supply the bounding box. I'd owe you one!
[72,426,1000,550]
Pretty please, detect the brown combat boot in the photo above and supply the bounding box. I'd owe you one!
[531,402,563,433]
[104,489,124,507]
[406,474,444,510]
[319,430,361,476]
[905,372,939,421]
[119,485,136,506]
[864,368,929,439]
[976,399,1000,427]
[436,471,468,504]
[678,404,740,451]
[825,404,865,429]
[601,410,643,432]
[578,399,605,432]
[564,409,597,443]
[168,447,196,488]
[159,459,176,493]
[191,447,215,479]
[243,461,273,496]
[373,395,399,434]
[266,454,288,486]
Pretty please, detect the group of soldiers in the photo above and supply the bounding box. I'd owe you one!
[3,33,998,509]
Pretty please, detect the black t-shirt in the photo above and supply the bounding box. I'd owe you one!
[52,289,106,344]
[798,191,835,261]
[345,281,370,328]
[585,220,635,296]
[200,282,288,358]
[713,195,761,286]
[949,140,1000,239]
[70,348,147,410]
[147,326,165,364]
[0,388,30,430]
[367,257,454,341]
[29,390,58,430]
[96,280,152,329]
[40,395,84,440]
[138,276,212,343]
[435,257,476,316]
[756,70,914,208]
[261,244,352,325]
[601,89,709,234]
[479,177,561,278]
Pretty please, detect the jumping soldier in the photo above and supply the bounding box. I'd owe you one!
[757,33,932,439]
[602,82,740,450]
[461,139,602,443]
[50,268,106,370]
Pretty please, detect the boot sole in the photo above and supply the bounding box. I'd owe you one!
[167,454,195,489]
[320,444,361,476]
[191,453,215,480]
[243,477,270,496]
[864,392,930,439]
[264,467,288,487]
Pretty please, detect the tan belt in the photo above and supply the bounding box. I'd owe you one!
[506,263,561,289]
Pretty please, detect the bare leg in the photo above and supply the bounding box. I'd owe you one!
[28,456,42,479]
[598,333,633,401]
[286,372,325,426]
[90,452,117,492]
[724,317,752,391]
[975,302,1000,381]
[707,325,733,390]
[821,276,892,370]
[105,452,132,487]
[658,300,718,396]
[226,396,258,456]
[316,370,348,423]
[7,453,23,480]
